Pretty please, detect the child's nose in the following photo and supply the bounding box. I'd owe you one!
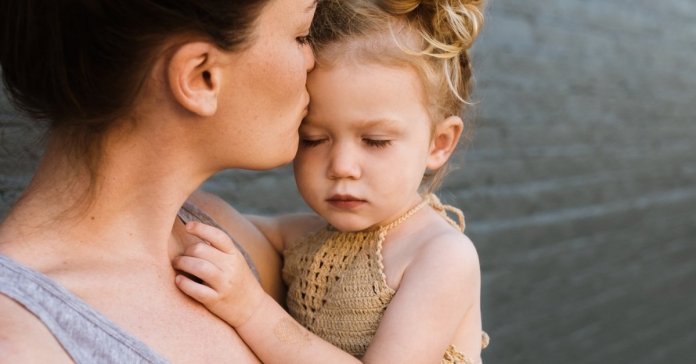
[327,144,360,180]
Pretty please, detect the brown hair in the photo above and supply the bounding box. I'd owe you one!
[0,0,271,173]
[310,0,485,192]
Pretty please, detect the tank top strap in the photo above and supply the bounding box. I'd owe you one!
[0,255,169,363]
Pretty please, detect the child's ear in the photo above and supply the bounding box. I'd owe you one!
[426,115,464,170]
[167,42,223,116]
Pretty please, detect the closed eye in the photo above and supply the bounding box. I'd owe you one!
[300,138,325,147]
[296,35,311,46]
[363,139,391,148]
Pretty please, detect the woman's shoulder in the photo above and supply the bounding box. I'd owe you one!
[0,294,74,363]
[185,189,270,244]
[186,190,246,225]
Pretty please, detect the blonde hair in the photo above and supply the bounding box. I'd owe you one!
[310,0,486,192]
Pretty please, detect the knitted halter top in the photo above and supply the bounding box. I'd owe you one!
[283,194,489,363]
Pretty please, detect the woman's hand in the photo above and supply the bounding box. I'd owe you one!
[173,221,266,327]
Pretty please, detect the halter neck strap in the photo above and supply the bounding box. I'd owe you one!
[380,197,430,233]
[427,194,466,232]
[380,194,466,234]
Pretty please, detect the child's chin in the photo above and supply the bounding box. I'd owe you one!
[329,219,375,233]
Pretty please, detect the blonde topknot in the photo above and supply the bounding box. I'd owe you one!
[311,0,485,114]
[379,0,485,104]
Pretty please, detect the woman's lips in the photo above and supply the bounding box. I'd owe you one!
[327,195,366,209]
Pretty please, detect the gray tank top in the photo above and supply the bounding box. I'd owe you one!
[0,202,258,363]
[0,254,169,363]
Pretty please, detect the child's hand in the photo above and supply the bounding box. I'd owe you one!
[173,221,265,327]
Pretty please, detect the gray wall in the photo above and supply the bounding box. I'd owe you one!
[1,0,695,363]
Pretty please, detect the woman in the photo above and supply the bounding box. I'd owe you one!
[0,0,316,362]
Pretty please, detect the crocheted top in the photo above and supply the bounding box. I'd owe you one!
[283,194,489,363]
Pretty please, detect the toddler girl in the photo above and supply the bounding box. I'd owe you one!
[174,0,488,362]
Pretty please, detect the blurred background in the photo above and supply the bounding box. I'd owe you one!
[1,0,695,362]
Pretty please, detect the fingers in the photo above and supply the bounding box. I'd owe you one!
[181,221,245,279]
[185,221,235,254]
[172,254,222,287]
[175,274,218,305]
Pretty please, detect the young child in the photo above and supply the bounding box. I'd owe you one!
[173,0,488,362]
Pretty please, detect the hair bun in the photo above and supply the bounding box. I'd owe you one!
[381,0,485,57]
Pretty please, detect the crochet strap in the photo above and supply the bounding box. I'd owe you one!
[380,198,430,233]
[426,194,466,232]
[380,194,465,233]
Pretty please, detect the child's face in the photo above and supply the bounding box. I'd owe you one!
[293,61,436,232]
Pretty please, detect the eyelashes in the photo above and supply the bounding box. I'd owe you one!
[300,138,323,148]
[296,35,311,46]
[299,138,392,148]
[362,139,391,148]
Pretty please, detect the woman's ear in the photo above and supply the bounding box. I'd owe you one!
[167,42,223,116]
[426,115,464,170]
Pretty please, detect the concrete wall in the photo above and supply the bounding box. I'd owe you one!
[2,0,695,362]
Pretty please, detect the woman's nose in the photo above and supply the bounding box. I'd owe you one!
[304,44,315,72]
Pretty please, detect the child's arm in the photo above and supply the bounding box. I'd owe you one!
[245,213,325,254]
[174,221,359,363]
[363,231,482,363]
[174,221,480,363]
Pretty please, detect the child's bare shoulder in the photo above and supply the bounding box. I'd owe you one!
[248,213,325,252]
[280,213,325,250]
[410,220,480,281]
[394,221,480,315]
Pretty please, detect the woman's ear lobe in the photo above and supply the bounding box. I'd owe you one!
[426,116,464,170]
[168,42,222,116]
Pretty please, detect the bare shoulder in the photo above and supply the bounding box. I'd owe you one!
[0,294,73,363]
[246,212,324,252]
[186,189,267,244]
[187,189,246,225]
[278,213,325,251]
[410,224,481,285]
[420,222,479,262]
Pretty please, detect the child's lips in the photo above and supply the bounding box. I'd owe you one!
[326,195,366,209]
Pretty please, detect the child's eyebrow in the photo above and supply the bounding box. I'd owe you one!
[353,118,402,130]
[300,118,403,131]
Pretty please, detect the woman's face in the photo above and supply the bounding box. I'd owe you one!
[213,0,316,170]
